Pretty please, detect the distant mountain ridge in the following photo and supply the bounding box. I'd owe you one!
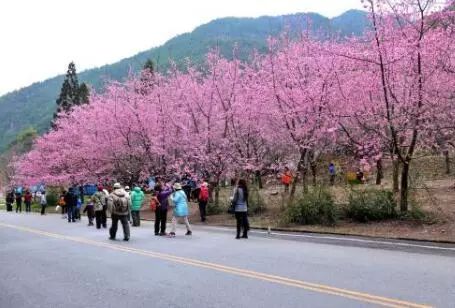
[0,9,368,152]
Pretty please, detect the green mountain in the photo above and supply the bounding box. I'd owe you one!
[0,9,368,152]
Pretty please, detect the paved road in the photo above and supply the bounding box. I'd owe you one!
[0,212,454,308]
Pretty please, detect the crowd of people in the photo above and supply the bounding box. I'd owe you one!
[4,178,252,240]
[5,188,48,215]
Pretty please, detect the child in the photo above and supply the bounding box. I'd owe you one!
[83,199,95,226]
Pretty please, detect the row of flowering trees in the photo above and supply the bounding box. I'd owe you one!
[14,0,455,211]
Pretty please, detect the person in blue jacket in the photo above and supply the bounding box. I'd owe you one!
[169,183,192,237]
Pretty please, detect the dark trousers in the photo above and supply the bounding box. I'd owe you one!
[110,214,130,240]
[16,201,22,213]
[154,208,167,234]
[131,210,141,226]
[25,201,31,212]
[61,205,67,215]
[330,174,335,185]
[40,204,46,215]
[198,201,207,222]
[67,206,75,222]
[95,210,107,228]
[6,203,13,211]
[235,212,249,237]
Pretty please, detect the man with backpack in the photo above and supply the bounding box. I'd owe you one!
[198,182,209,222]
[107,183,131,241]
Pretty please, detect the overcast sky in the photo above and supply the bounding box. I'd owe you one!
[0,0,364,96]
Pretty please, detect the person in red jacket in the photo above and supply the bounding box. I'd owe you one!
[198,182,209,222]
[281,167,293,192]
[24,190,33,213]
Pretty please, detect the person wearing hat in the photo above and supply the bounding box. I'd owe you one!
[198,182,209,222]
[92,185,108,229]
[107,183,131,241]
[169,183,192,237]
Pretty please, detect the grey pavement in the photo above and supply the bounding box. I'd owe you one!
[0,211,454,308]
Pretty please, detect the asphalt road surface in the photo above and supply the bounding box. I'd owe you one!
[1,211,454,308]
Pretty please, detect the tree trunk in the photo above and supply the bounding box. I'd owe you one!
[392,158,400,193]
[214,183,220,207]
[399,161,410,212]
[444,150,450,175]
[301,168,308,193]
[290,149,307,197]
[310,162,317,186]
[376,159,383,185]
[255,170,263,189]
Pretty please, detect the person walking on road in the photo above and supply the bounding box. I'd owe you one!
[232,179,249,239]
[24,190,33,213]
[154,184,173,236]
[130,186,144,227]
[40,191,47,215]
[198,182,209,222]
[64,187,77,223]
[169,183,192,237]
[93,186,107,229]
[107,183,131,241]
[83,199,95,226]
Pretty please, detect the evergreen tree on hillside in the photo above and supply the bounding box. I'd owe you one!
[52,62,89,128]
[78,82,90,105]
[139,59,155,95]
[143,59,154,74]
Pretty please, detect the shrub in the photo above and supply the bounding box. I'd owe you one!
[207,201,223,215]
[248,187,266,215]
[284,186,336,225]
[46,191,59,207]
[346,189,397,222]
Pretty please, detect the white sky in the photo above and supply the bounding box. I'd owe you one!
[0,0,364,96]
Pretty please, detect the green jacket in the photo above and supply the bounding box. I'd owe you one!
[130,187,145,211]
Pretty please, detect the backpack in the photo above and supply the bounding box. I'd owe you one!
[150,197,160,211]
[199,186,209,202]
[58,196,66,206]
[113,195,129,214]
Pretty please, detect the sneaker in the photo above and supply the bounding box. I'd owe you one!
[123,238,129,242]
[168,232,176,238]
[185,231,192,236]
[235,235,240,239]
[155,233,159,236]
[109,237,115,241]
[160,232,167,236]
[241,234,248,239]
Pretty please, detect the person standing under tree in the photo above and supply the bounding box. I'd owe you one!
[24,190,32,213]
[65,187,77,223]
[130,186,144,227]
[198,182,209,222]
[329,162,336,186]
[281,167,293,193]
[232,179,249,239]
[154,184,173,236]
[107,183,131,241]
[15,189,23,213]
[40,191,47,215]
